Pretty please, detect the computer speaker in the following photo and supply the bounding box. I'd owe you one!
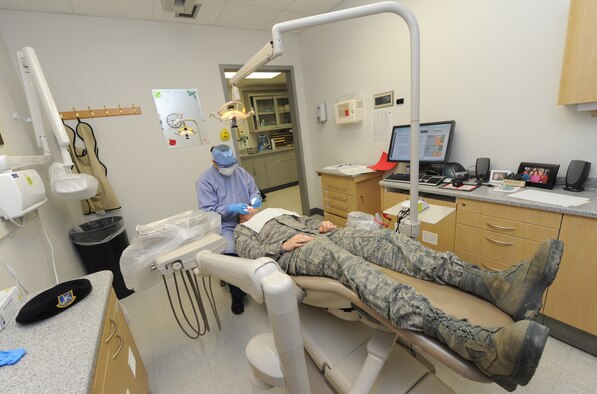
[564,160,591,192]
[475,157,490,182]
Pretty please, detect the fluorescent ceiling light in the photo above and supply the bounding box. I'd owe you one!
[224,71,281,79]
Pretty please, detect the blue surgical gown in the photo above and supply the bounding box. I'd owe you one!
[196,166,260,254]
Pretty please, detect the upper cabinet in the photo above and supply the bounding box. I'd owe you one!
[558,0,597,110]
[250,93,292,132]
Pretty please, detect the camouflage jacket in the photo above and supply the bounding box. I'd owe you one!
[234,214,332,261]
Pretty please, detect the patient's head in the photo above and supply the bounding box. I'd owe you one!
[239,207,259,223]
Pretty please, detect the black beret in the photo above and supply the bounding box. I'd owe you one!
[16,279,92,324]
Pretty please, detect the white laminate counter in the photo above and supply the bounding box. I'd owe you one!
[0,271,113,393]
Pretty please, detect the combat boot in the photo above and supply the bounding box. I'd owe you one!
[458,239,563,321]
[422,307,549,392]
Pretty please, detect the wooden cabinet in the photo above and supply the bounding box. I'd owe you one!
[241,150,298,191]
[558,0,597,108]
[92,290,148,394]
[250,94,292,132]
[382,189,456,252]
[320,172,382,227]
[544,215,597,335]
[454,199,561,271]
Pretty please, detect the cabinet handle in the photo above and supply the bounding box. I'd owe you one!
[484,236,513,246]
[327,185,347,192]
[105,319,118,342]
[112,335,124,359]
[480,263,502,272]
[486,222,516,231]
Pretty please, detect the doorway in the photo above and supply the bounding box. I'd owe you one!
[218,65,309,215]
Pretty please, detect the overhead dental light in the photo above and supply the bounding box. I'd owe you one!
[219,1,422,238]
[0,47,98,205]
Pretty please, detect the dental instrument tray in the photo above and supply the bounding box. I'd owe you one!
[384,173,445,186]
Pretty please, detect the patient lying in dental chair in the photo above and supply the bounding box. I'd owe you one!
[234,208,563,392]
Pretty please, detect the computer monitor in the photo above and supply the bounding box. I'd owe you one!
[387,120,455,164]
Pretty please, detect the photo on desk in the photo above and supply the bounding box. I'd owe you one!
[517,162,559,189]
[489,170,511,183]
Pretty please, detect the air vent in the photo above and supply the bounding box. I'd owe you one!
[176,4,200,19]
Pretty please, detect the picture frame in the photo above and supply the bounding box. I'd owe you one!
[517,162,560,189]
[374,91,394,109]
[489,170,511,183]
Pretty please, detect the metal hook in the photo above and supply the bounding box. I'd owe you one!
[72,107,79,119]
[118,104,123,115]
[88,106,95,117]
[104,106,109,116]
[132,104,136,114]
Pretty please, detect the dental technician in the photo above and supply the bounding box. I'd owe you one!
[196,144,262,314]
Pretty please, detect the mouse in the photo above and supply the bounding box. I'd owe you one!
[452,178,464,187]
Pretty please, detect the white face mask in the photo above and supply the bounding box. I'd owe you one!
[218,165,235,176]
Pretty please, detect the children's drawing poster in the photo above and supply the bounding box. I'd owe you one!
[152,89,209,149]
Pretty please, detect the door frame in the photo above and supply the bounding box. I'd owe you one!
[218,64,310,215]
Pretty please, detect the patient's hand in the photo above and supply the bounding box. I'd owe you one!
[318,221,337,233]
[282,234,314,252]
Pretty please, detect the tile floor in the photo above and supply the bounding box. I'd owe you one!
[121,186,597,393]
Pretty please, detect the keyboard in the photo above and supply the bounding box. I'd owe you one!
[384,173,446,186]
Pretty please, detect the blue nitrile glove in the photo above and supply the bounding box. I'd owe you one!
[228,203,249,215]
[0,348,26,366]
[251,196,263,208]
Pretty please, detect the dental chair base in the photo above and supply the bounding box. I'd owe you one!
[300,304,454,393]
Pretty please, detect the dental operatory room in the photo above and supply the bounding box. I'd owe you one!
[2,0,597,393]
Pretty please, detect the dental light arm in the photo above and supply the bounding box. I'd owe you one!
[227,1,421,237]
[195,251,310,394]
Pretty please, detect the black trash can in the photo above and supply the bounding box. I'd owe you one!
[69,216,134,299]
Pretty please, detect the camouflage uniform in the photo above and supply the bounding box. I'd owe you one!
[234,214,467,331]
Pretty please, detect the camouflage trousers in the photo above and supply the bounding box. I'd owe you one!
[278,227,468,331]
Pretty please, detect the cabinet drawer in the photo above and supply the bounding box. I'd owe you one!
[321,174,356,196]
[324,189,357,205]
[324,198,357,218]
[455,223,540,266]
[457,199,562,229]
[455,249,515,272]
[457,211,559,242]
[324,212,347,227]
[92,291,118,393]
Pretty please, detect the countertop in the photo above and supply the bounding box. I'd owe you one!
[379,179,597,219]
[239,146,294,158]
[0,270,113,393]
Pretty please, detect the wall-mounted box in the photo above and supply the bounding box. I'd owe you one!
[334,99,363,124]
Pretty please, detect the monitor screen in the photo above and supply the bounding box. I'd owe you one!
[388,121,455,164]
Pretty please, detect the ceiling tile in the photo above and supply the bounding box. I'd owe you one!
[286,0,343,15]
[0,0,73,13]
[70,0,153,19]
[227,0,292,11]
[152,0,225,25]
[215,2,280,31]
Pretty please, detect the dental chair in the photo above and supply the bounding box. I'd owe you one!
[121,211,512,393]
[294,267,513,393]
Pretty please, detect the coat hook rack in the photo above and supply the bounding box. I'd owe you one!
[59,105,142,120]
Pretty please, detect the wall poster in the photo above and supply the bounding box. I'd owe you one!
[152,88,209,149]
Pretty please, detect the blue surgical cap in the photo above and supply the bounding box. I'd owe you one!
[211,145,237,167]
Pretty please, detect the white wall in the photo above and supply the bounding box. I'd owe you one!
[298,0,596,208]
[0,10,311,290]
[0,34,85,291]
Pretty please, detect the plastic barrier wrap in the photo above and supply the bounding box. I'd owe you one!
[120,210,221,291]
[346,211,383,231]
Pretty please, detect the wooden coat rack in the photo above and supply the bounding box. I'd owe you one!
[59,105,142,120]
